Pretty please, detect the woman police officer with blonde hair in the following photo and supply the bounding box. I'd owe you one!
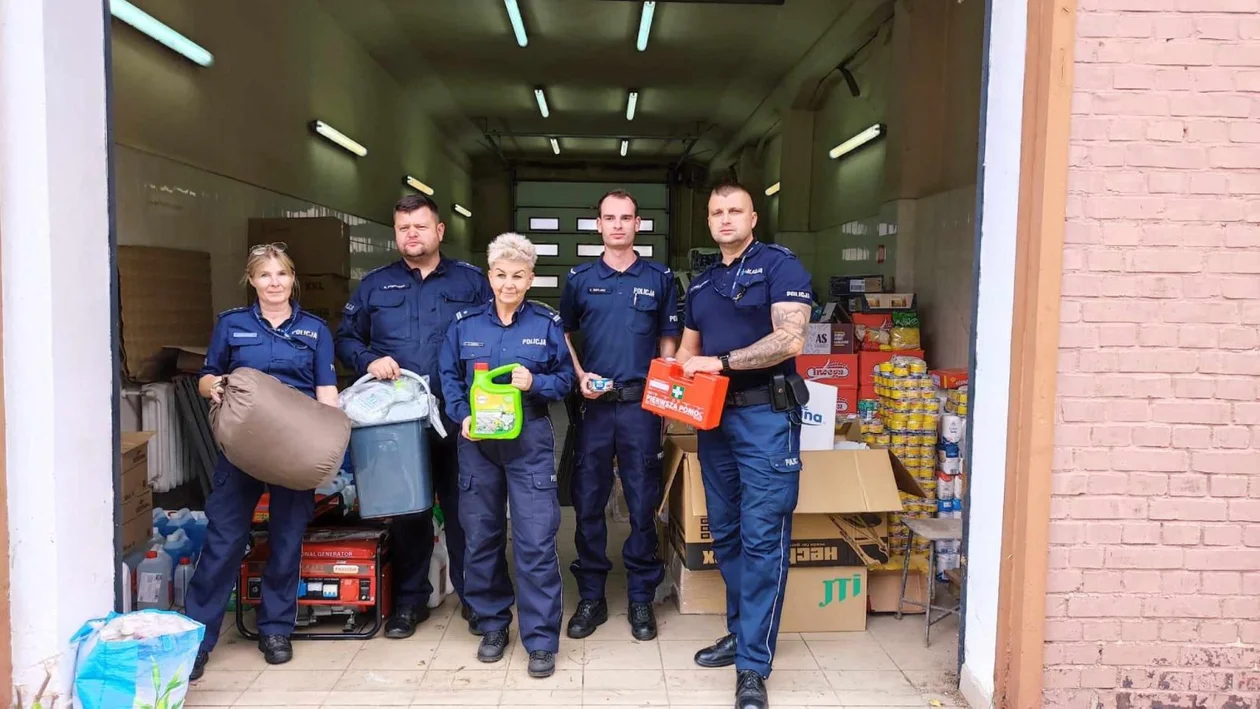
[439,232,575,679]
[185,243,340,680]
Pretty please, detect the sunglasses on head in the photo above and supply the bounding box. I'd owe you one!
[250,242,288,255]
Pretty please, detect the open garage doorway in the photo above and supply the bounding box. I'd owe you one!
[16,0,1028,705]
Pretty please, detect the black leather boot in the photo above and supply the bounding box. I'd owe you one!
[189,650,209,681]
[735,670,768,709]
[384,605,430,639]
[477,629,510,663]
[528,650,556,678]
[628,601,657,641]
[257,634,293,665]
[694,633,737,668]
[566,598,609,639]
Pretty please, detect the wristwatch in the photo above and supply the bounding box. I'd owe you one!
[718,353,731,372]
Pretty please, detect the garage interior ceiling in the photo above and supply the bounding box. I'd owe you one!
[319,0,885,163]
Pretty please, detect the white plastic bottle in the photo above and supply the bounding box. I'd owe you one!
[426,527,449,609]
[136,549,173,610]
[172,556,194,611]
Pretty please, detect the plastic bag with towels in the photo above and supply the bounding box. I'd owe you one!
[339,370,447,437]
[69,609,204,709]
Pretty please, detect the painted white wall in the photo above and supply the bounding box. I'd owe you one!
[959,0,1027,706]
[0,0,116,701]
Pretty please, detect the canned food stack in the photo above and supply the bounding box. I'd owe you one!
[862,355,938,566]
[934,385,968,579]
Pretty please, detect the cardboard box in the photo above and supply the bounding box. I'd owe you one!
[859,385,878,403]
[780,566,868,632]
[248,217,351,279]
[868,569,928,614]
[120,432,156,554]
[852,293,917,312]
[931,369,969,390]
[117,247,213,382]
[804,324,835,355]
[297,274,352,309]
[662,432,922,572]
[830,322,856,354]
[836,387,859,419]
[669,547,727,615]
[858,350,926,386]
[830,274,888,296]
[796,354,859,388]
[121,510,153,556]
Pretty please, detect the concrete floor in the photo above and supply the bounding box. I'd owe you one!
[186,512,964,708]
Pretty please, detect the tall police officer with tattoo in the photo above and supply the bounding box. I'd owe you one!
[676,182,813,709]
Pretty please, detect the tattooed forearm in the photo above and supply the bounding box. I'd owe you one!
[727,303,810,370]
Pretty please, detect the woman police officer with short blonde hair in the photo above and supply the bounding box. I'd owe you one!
[439,233,575,678]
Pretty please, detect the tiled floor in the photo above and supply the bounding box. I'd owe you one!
[188,515,964,708]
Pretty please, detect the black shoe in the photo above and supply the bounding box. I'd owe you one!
[384,605,430,639]
[257,635,293,666]
[694,633,737,668]
[736,670,768,709]
[566,598,609,639]
[189,650,209,681]
[628,601,657,641]
[461,603,483,637]
[477,630,509,663]
[528,650,556,678]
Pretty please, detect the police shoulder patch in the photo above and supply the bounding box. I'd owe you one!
[453,260,483,274]
[455,303,489,322]
[569,261,595,277]
[301,310,328,326]
[767,243,797,258]
[217,306,249,319]
[529,299,563,323]
[361,262,396,280]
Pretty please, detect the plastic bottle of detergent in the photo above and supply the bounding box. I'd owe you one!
[426,526,449,609]
[164,529,190,572]
[151,508,173,536]
[136,548,173,610]
[172,557,194,611]
[469,363,523,440]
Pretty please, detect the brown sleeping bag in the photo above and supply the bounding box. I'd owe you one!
[210,367,351,490]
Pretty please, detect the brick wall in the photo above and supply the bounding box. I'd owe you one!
[1049,1,1260,706]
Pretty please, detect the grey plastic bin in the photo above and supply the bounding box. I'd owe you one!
[345,371,436,519]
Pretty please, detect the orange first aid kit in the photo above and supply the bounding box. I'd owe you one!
[641,358,730,430]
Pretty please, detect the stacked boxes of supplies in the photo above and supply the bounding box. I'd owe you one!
[933,369,969,580]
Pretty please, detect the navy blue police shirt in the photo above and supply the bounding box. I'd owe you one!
[559,257,681,385]
[335,257,493,391]
[201,303,338,398]
[438,300,577,423]
[684,240,814,392]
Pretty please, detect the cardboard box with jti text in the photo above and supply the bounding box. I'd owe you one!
[121,431,156,554]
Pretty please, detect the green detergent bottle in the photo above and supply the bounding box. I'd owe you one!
[470,362,524,440]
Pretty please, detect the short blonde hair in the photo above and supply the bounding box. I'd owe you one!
[487,232,537,270]
[243,243,299,296]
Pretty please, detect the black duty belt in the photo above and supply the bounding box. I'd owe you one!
[725,386,773,408]
[597,383,645,403]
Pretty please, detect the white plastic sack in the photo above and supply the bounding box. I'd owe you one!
[339,370,447,437]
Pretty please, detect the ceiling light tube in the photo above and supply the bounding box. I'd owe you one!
[620,140,629,157]
[110,0,214,67]
[405,176,435,195]
[504,0,529,47]
[310,120,367,157]
[765,182,781,196]
[535,87,550,118]
[550,138,561,155]
[637,1,656,52]
[454,204,473,218]
[828,123,885,160]
[626,91,639,121]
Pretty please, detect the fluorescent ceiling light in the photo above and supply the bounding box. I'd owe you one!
[310,121,367,157]
[504,0,529,47]
[550,138,561,155]
[534,88,550,118]
[405,176,434,195]
[626,91,639,121]
[828,124,885,160]
[453,204,472,218]
[765,182,781,196]
[620,140,629,157]
[637,2,657,52]
[110,0,214,67]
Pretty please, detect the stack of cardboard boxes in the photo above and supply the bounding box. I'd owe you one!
[659,423,928,631]
[121,431,157,554]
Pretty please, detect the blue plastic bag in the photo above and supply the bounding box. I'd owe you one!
[70,609,204,709]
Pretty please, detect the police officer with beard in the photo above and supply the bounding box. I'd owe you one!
[336,194,492,639]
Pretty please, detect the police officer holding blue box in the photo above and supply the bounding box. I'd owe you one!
[677,181,813,709]
[335,194,492,639]
[439,232,576,679]
[559,189,679,641]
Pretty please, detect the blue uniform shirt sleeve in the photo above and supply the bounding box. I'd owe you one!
[659,271,682,336]
[558,272,581,333]
[769,254,815,305]
[199,318,231,377]
[439,318,470,422]
[684,282,700,332]
[477,274,494,306]
[334,284,382,376]
[530,317,577,402]
[314,322,338,387]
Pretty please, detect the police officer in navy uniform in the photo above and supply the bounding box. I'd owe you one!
[438,232,575,679]
[335,194,492,639]
[186,243,342,680]
[677,182,813,709]
[559,190,679,640]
